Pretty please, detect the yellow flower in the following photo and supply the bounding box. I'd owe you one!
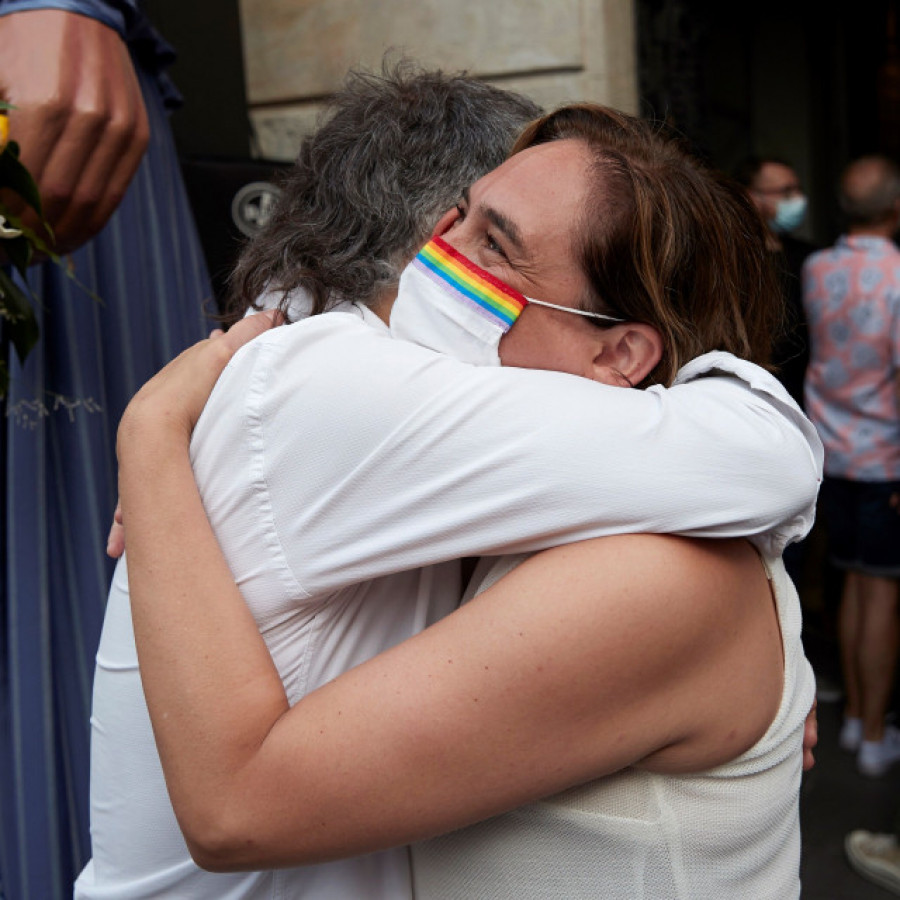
[0,113,8,152]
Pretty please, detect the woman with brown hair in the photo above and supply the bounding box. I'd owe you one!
[117,104,817,899]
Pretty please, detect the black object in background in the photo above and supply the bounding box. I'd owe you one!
[179,157,289,311]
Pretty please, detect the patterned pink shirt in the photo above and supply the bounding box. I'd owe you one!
[803,235,900,480]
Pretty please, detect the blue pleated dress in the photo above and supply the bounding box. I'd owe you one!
[0,39,212,900]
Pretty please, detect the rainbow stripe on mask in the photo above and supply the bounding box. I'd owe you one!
[414,236,527,327]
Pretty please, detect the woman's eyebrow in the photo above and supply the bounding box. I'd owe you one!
[462,185,527,256]
[482,204,525,255]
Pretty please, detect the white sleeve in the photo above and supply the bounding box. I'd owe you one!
[191,315,822,598]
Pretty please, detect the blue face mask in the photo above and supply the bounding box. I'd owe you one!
[772,195,807,233]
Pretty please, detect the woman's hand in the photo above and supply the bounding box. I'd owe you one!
[115,311,281,538]
[110,315,280,555]
[119,311,279,448]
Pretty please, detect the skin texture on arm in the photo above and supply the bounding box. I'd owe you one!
[119,336,785,870]
[0,9,149,254]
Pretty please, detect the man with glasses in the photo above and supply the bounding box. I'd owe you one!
[734,156,817,409]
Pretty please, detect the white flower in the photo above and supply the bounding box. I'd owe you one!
[0,213,22,239]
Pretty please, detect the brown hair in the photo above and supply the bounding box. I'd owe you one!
[512,105,783,386]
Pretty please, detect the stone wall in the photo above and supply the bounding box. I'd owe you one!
[239,0,637,160]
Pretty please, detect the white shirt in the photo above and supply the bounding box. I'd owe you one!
[412,554,813,899]
[76,301,822,899]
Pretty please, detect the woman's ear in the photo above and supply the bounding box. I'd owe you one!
[591,323,663,387]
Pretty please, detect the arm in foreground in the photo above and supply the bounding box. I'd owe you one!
[112,300,822,572]
[120,372,784,870]
[0,7,148,253]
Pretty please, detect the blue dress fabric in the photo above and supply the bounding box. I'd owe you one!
[0,4,212,896]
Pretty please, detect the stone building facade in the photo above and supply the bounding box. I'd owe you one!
[239,0,637,160]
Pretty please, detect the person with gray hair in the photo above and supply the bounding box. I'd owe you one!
[226,59,542,322]
[76,62,541,900]
[803,154,900,778]
[733,155,817,410]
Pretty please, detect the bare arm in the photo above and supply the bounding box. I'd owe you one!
[110,322,821,571]
[181,316,821,603]
[121,364,782,869]
[0,8,149,253]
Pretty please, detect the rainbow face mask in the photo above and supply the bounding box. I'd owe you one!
[390,236,525,365]
[390,236,623,366]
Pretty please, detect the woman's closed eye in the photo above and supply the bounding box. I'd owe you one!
[469,212,511,262]
[485,232,508,260]
[449,201,511,266]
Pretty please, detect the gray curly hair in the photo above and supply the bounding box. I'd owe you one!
[226,59,542,320]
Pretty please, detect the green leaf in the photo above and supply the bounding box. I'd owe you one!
[1,233,32,277]
[0,209,100,307]
[0,143,44,218]
[0,267,40,364]
[0,205,57,261]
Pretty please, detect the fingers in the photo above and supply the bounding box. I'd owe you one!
[50,30,149,245]
[802,700,818,772]
[221,310,284,354]
[118,310,284,455]
[50,36,149,247]
[0,12,67,187]
[107,500,126,558]
[0,10,149,254]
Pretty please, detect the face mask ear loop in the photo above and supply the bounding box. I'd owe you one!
[525,297,626,323]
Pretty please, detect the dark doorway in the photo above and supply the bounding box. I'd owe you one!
[637,0,898,245]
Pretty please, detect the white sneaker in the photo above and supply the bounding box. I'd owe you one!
[858,726,900,777]
[845,830,900,895]
[839,717,863,752]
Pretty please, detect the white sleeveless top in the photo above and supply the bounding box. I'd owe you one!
[411,553,814,900]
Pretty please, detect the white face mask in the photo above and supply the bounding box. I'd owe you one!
[772,194,807,233]
[390,236,623,366]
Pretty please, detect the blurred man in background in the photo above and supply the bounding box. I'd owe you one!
[803,154,900,778]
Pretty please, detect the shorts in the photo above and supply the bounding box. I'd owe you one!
[820,476,900,576]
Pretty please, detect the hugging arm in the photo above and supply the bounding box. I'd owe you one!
[120,372,780,868]
[190,317,821,602]
[118,318,812,867]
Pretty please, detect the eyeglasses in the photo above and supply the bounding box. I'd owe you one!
[751,185,802,198]
[526,297,625,323]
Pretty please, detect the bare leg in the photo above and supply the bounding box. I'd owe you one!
[858,573,900,742]
[840,571,862,720]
